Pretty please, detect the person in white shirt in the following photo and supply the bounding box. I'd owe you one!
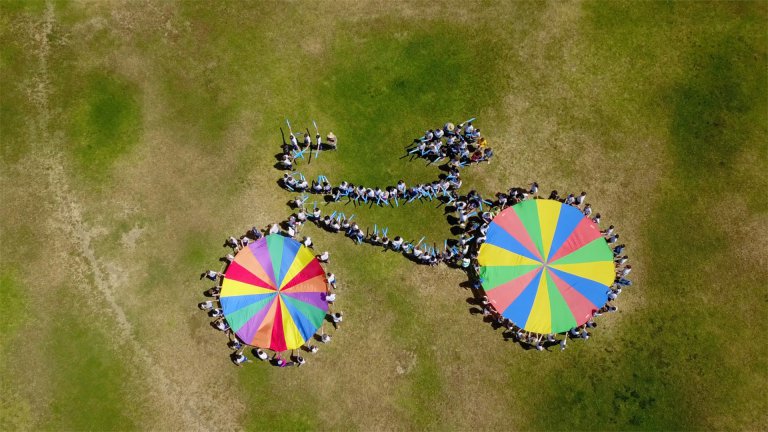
[603,225,615,237]
[576,192,587,206]
[214,319,230,332]
[268,224,280,235]
[331,312,343,329]
[529,182,539,197]
[201,270,223,281]
[317,251,330,262]
[303,237,313,248]
[280,154,293,169]
[232,351,251,366]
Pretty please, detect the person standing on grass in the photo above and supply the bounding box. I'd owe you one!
[391,236,404,251]
[233,349,252,367]
[228,336,242,351]
[603,225,615,237]
[529,182,539,198]
[317,251,330,263]
[325,291,336,304]
[214,318,230,332]
[331,311,343,329]
[576,191,587,206]
[198,300,215,311]
[583,204,593,217]
[255,348,269,361]
[321,331,332,344]
[249,226,263,240]
[201,270,223,281]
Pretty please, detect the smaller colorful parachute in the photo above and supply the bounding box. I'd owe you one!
[220,234,329,351]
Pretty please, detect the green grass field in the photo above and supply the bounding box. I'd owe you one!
[2,1,767,430]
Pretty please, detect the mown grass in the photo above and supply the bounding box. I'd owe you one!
[67,73,142,181]
[45,306,137,430]
[1,0,766,430]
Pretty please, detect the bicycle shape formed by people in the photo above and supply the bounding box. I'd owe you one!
[200,117,633,366]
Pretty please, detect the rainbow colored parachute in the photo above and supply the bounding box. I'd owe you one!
[478,199,614,333]
[220,234,329,350]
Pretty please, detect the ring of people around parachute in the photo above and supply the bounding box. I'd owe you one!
[478,199,615,334]
[220,234,329,351]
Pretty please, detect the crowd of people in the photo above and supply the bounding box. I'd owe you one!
[274,120,634,351]
[197,118,635,366]
[198,223,343,367]
[278,119,338,170]
[405,119,493,167]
